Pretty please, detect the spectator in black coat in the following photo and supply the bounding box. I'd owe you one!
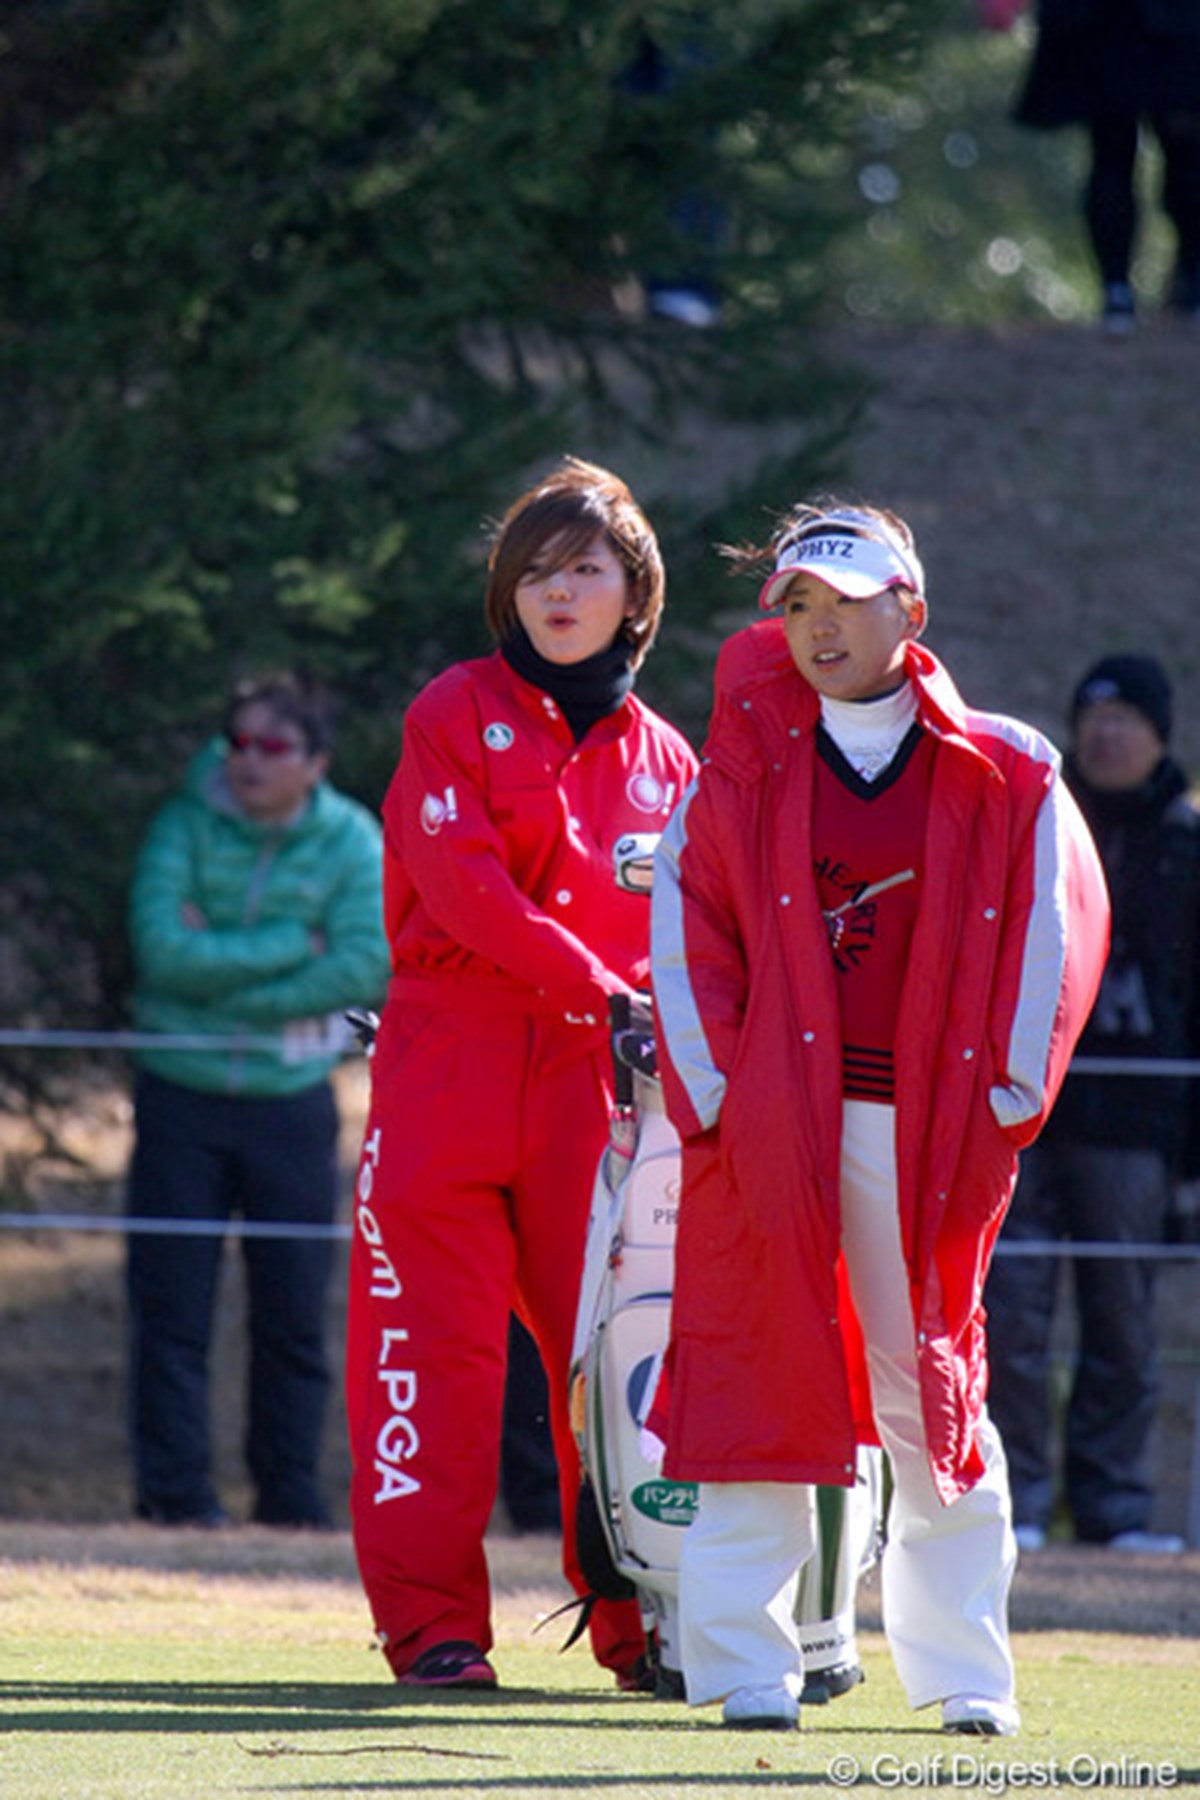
[984,0,1200,330]
[986,655,1200,1554]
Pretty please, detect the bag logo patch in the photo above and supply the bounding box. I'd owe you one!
[631,1480,699,1527]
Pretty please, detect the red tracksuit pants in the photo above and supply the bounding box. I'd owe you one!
[345,993,646,1680]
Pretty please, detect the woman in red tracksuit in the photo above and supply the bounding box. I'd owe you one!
[345,459,698,1690]
[650,500,1110,1733]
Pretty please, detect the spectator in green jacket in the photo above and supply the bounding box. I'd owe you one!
[126,672,389,1528]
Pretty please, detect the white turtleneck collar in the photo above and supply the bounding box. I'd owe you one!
[819,681,919,782]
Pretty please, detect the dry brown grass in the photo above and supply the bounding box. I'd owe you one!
[831,321,1200,778]
[2,1521,1198,1659]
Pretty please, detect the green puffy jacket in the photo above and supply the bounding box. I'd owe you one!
[129,740,390,1097]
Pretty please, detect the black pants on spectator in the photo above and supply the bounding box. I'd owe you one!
[126,1070,339,1526]
[985,1139,1172,1542]
[500,1314,562,1533]
[1086,109,1200,286]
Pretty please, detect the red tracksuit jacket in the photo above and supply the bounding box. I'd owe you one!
[381,650,697,1015]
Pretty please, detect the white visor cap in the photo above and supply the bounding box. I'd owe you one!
[758,512,924,610]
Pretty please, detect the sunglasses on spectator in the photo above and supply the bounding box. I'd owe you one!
[225,728,308,758]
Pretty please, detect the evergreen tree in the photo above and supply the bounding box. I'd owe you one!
[1,0,941,1032]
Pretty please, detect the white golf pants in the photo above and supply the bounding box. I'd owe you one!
[679,1100,1017,1710]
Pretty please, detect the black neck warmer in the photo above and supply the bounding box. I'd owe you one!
[501,622,635,742]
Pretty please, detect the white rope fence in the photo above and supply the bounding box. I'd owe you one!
[0,1214,351,1239]
[4,1034,1198,1255]
[2,1028,1199,1546]
[0,1029,348,1051]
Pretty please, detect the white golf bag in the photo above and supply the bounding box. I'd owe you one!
[570,991,884,1699]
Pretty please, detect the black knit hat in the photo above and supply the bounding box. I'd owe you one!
[1071,655,1172,745]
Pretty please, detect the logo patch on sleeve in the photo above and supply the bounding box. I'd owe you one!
[420,787,458,834]
[627,771,672,814]
[483,722,515,751]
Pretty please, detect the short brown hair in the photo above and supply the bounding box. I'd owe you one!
[484,458,665,669]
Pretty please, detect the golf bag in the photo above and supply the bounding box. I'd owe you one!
[570,992,884,1700]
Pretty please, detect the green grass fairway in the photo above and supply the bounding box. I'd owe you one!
[2,1536,1198,1798]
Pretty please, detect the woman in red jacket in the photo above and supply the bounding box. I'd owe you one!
[650,500,1110,1734]
[345,459,698,1690]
